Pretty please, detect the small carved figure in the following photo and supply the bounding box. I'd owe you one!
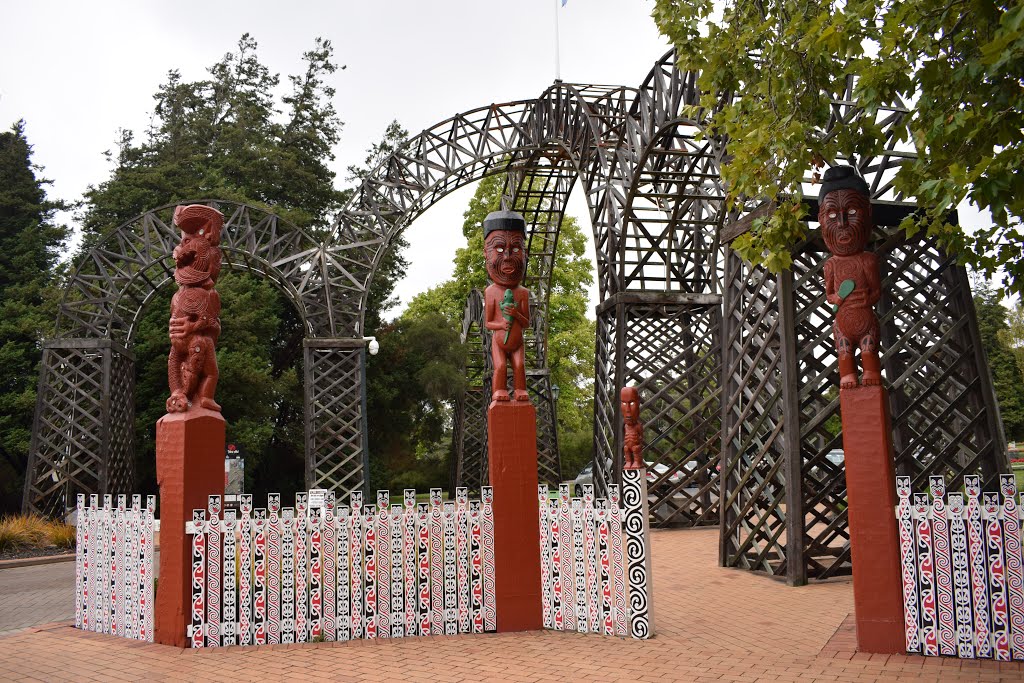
[483,210,530,403]
[621,386,644,470]
[166,204,224,413]
[819,166,882,390]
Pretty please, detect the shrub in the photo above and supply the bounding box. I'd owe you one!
[0,515,76,552]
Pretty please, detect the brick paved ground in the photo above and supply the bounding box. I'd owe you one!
[2,527,1023,682]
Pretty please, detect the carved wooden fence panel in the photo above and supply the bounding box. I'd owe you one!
[74,493,156,642]
[538,478,651,639]
[898,474,1024,660]
[185,488,495,648]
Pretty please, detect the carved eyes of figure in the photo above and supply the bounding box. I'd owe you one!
[494,246,521,254]
[826,208,858,220]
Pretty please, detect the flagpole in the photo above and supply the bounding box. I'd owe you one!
[554,0,561,81]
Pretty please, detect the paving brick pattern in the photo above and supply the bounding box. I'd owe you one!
[1,528,1023,681]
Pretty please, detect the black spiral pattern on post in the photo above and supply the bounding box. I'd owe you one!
[622,469,650,639]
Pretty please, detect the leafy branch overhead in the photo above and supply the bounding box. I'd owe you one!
[652,0,1024,289]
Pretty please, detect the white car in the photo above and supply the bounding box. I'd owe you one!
[572,461,685,498]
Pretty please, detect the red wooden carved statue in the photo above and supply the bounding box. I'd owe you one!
[483,210,531,404]
[819,166,882,390]
[166,204,224,413]
[621,386,644,470]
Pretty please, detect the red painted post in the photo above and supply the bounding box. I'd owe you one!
[840,385,905,653]
[153,408,225,647]
[486,401,543,632]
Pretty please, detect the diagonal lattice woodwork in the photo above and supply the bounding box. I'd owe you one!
[720,224,1009,584]
[24,340,135,518]
[450,290,489,494]
[593,295,722,527]
[303,341,368,497]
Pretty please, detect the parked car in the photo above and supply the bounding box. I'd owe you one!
[571,461,686,498]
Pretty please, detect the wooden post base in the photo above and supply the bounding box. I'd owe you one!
[154,408,225,647]
[840,385,906,654]
[487,401,543,632]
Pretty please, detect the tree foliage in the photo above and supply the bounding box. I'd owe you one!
[82,34,346,244]
[973,283,1024,441]
[652,0,1024,288]
[0,122,69,513]
[79,35,347,499]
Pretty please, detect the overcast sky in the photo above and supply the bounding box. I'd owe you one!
[0,0,668,322]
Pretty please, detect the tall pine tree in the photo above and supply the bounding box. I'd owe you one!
[0,121,69,513]
[79,36,353,499]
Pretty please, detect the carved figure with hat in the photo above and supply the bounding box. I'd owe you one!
[819,166,882,390]
[483,210,531,403]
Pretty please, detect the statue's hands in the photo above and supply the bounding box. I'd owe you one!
[169,315,192,340]
[166,390,189,413]
[503,318,512,332]
[502,303,516,317]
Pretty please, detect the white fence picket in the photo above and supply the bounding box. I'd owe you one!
[178,488,495,649]
[897,475,1024,661]
[74,494,155,643]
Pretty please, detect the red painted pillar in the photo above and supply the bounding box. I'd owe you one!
[486,401,543,632]
[840,385,906,654]
[154,408,225,647]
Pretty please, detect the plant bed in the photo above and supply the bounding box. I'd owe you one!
[0,545,74,562]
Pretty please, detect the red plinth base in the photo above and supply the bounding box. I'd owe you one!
[487,401,543,632]
[154,408,225,648]
[840,385,906,654]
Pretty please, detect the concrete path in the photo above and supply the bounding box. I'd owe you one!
[0,560,74,637]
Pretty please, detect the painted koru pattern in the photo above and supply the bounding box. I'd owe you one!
[929,477,955,655]
[1000,474,1024,660]
[429,489,444,635]
[206,496,222,647]
[376,492,391,639]
[914,492,939,655]
[983,492,1011,660]
[481,486,497,633]
[897,476,1024,660]
[622,469,651,640]
[266,494,281,644]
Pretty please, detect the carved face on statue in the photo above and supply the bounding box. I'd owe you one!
[620,386,640,425]
[484,230,527,288]
[820,188,872,256]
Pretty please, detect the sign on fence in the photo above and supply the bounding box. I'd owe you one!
[897,474,1024,660]
[185,487,495,647]
[74,493,156,643]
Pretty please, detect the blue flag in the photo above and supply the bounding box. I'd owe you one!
[561,0,567,5]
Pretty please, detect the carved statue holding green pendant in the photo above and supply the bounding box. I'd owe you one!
[483,210,531,404]
[819,166,883,390]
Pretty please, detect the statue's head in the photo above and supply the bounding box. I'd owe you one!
[818,166,872,256]
[483,210,527,288]
[620,386,640,425]
[172,205,224,286]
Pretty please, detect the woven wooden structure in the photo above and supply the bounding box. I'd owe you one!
[27,49,1008,588]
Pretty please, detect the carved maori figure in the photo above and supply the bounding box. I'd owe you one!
[166,204,224,413]
[621,386,644,470]
[819,166,882,390]
[483,210,531,403]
